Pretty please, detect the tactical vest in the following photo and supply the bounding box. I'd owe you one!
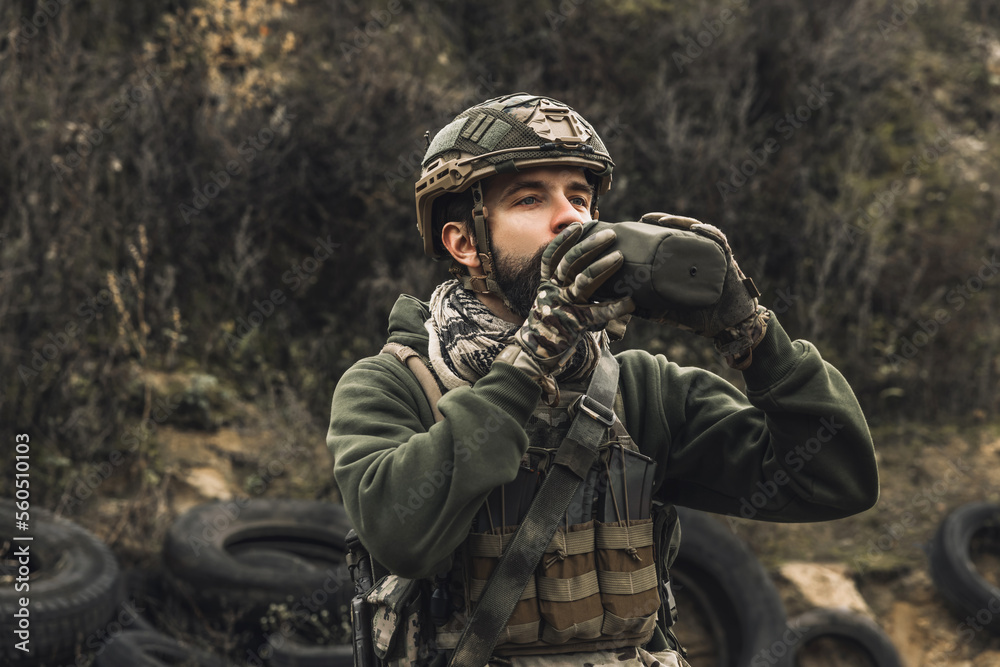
[362,344,681,666]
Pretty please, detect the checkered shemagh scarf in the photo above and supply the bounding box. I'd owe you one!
[424,279,603,390]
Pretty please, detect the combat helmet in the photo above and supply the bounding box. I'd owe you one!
[415,93,614,297]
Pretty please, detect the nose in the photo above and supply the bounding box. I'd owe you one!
[550,194,588,236]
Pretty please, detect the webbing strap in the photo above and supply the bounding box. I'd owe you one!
[536,571,599,602]
[596,522,654,550]
[467,531,517,558]
[542,615,603,644]
[469,577,537,603]
[597,565,658,595]
[380,343,444,423]
[545,526,594,556]
[448,343,620,667]
[601,610,658,637]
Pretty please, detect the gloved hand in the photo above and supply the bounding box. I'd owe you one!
[638,212,769,369]
[512,222,635,376]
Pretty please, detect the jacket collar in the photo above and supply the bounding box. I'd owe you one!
[386,294,431,355]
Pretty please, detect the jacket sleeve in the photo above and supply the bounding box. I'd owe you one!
[623,312,879,521]
[327,355,542,578]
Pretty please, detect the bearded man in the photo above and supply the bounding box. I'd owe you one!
[327,93,879,667]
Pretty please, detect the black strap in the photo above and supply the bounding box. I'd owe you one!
[448,344,620,667]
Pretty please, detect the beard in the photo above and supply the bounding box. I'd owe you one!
[493,244,546,319]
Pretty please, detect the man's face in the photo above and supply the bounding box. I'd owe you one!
[493,243,545,319]
[483,166,594,317]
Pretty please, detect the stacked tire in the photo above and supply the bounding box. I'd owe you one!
[785,607,902,667]
[0,499,124,666]
[671,508,904,667]
[161,499,355,666]
[672,507,790,667]
[1,497,922,666]
[929,502,1000,637]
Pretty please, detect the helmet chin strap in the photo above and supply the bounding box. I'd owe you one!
[452,180,518,312]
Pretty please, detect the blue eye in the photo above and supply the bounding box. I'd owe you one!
[520,196,537,205]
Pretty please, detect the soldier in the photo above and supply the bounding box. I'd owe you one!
[328,93,879,667]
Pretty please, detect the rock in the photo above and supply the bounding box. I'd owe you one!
[182,466,233,501]
[886,601,922,667]
[973,651,1000,667]
[778,561,874,617]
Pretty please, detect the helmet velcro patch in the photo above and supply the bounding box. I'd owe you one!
[424,117,468,163]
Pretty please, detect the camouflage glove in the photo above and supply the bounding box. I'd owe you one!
[639,212,769,370]
[508,222,634,378]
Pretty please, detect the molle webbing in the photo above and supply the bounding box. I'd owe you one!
[448,345,622,667]
[378,340,677,661]
[452,345,660,662]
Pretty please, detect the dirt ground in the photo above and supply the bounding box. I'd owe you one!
[728,420,1000,667]
[69,401,1000,666]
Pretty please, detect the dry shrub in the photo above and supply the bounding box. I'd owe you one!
[3,0,1000,507]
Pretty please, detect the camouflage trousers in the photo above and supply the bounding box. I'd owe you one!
[489,647,691,667]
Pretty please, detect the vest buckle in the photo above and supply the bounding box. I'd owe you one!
[573,394,616,427]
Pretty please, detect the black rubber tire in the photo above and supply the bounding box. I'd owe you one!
[786,607,903,667]
[268,634,353,667]
[0,498,124,666]
[669,566,726,665]
[928,501,1000,636]
[162,499,354,623]
[672,507,789,667]
[120,568,158,632]
[94,629,229,667]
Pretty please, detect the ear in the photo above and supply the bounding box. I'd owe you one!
[441,221,482,270]
[593,208,600,221]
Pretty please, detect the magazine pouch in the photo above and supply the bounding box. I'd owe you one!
[595,444,660,638]
[537,519,603,643]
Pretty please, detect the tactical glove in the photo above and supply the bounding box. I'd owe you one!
[509,222,634,377]
[638,212,769,370]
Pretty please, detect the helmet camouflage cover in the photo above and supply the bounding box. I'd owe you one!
[414,93,614,294]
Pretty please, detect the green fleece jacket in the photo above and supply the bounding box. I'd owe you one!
[327,294,879,579]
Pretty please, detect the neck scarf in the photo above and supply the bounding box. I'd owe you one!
[425,279,603,389]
